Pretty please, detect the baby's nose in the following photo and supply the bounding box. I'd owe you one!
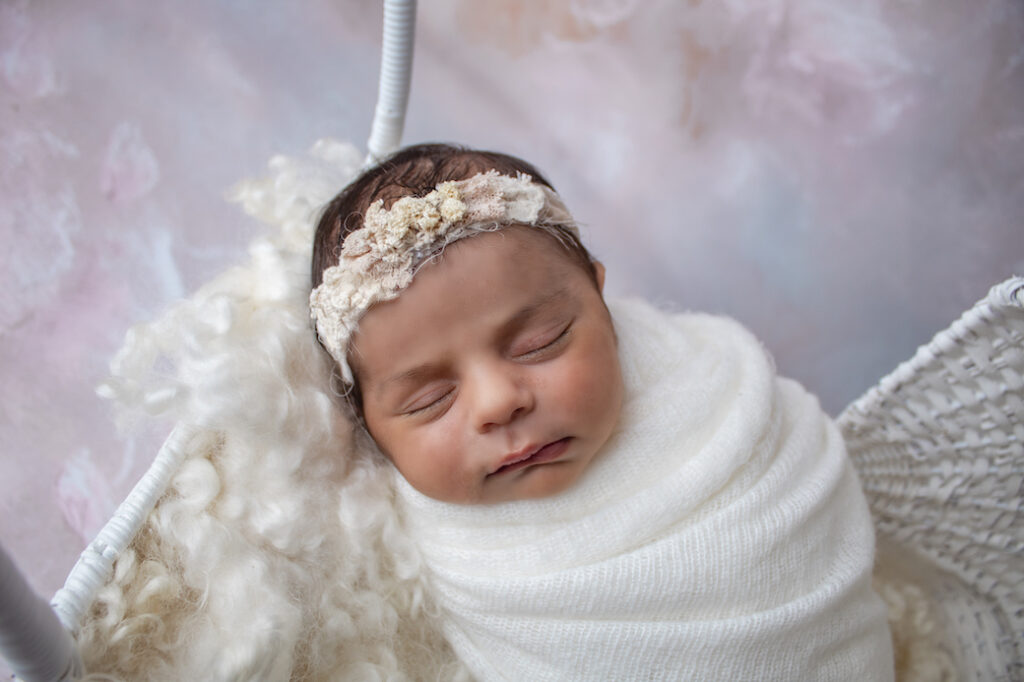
[473,365,534,432]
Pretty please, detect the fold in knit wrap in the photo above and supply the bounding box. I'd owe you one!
[395,298,894,681]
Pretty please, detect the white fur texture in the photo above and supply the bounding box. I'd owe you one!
[78,140,466,681]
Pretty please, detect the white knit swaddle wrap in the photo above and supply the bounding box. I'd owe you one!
[395,298,894,681]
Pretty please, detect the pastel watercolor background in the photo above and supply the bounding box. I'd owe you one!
[1,0,1021,669]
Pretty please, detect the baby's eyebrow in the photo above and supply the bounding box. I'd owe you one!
[374,364,443,401]
[500,284,572,334]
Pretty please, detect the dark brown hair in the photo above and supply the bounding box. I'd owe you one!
[311,143,595,290]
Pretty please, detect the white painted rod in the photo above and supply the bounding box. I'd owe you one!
[0,543,82,681]
[365,0,417,165]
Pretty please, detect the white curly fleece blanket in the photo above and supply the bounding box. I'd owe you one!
[396,298,894,681]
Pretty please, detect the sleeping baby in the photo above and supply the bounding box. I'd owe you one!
[309,142,895,681]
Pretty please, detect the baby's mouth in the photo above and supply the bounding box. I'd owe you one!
[490,437,572,476]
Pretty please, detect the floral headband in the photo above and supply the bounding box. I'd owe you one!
[310,170,578,383]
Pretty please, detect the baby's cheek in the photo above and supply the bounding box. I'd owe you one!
[568,336,620,392]
[550,360,605,414]
[400,420,475,497]
[572,342,624,425]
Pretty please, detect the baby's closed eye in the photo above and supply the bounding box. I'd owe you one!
[512,321,574,361]
[401,384,455,416]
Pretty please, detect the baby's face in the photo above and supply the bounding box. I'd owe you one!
[350,227,624,504]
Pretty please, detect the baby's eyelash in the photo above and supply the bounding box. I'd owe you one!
[404,388,453,416]
[517,323,572,359]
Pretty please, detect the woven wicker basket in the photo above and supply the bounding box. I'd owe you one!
[839,277,1024,680]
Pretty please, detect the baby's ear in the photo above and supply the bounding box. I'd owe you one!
[592,261,607,293]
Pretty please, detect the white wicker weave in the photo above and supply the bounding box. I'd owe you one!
[839,276,1024,681]
[49,423,197,636]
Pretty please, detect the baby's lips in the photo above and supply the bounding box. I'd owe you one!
[491,438,572,476]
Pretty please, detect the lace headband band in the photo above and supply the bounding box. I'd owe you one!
[310,170,578,383]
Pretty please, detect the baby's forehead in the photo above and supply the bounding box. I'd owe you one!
[353,229,588,352]
[440,224,578,266]
[430,224,594,284]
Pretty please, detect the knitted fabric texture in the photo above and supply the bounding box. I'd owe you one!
[396,298,896,681]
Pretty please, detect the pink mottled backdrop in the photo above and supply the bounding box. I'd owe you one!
[1,0,1021,668]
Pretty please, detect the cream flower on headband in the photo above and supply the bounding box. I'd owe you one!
[310,170,577,383]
